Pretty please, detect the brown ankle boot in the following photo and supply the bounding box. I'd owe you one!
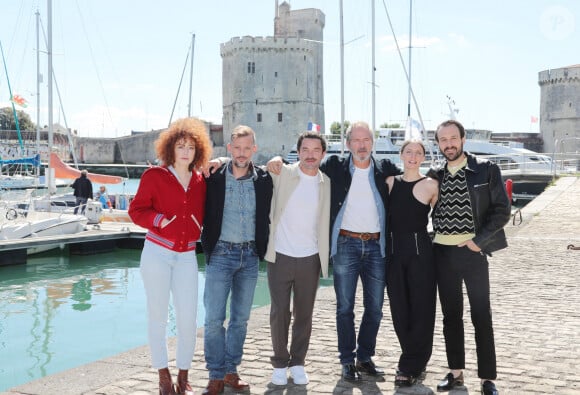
[175,369,194,395]
[158,368,176,395]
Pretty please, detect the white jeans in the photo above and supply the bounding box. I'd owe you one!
[140,240,198,369]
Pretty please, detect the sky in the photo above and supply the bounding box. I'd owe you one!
[0,0,578,138]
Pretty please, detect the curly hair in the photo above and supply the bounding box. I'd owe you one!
[155,117,212,171]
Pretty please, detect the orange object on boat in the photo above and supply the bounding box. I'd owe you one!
[50,153,125,184]
[505,178,513,202]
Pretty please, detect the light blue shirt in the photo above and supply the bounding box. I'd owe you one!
[219,162,257,243]
[330,158,387,258]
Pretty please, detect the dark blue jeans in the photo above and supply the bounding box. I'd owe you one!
[332,235,386,365]
[203,241,259,380]
[74,197,88,214]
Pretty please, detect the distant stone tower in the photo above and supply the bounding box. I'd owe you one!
[538,65,580,155]
[220,1,325,163]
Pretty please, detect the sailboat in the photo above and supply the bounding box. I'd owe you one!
[0,1,93,258]
[0,39,44,190]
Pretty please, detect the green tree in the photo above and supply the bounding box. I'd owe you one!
[0,107,36,131]
[379,122,402,129]
[329,120,350,136]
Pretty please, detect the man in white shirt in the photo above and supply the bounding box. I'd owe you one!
[265,132,331,386]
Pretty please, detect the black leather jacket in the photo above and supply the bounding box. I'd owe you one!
[430,153,511,255]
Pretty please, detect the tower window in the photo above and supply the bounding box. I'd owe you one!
[275,71,278,77]
[257,113,262,122]
[247,62,255,74]
[278,113,283,122]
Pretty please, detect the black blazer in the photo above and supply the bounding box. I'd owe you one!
[201,163,273,261]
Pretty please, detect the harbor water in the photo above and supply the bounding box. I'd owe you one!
[0,249,274,391]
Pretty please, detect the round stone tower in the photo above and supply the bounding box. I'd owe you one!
[220,2,325,163]
[538,64,580,155]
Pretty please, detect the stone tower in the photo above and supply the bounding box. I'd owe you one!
[538,64,580,155]
[220,1,325,163]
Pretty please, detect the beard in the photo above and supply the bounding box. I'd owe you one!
[441,146,464,162]
[233,158,250,168]
[352,149,371,162]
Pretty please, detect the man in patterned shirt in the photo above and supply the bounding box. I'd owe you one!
[430,120,510,395]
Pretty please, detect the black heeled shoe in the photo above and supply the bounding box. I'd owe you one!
[394,370,416,387]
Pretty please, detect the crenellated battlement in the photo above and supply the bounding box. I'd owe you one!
[220,36,316,57]
[538,65,580,85]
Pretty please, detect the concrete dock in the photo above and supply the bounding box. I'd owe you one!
[0,221,145,265]
[3,176,580,395]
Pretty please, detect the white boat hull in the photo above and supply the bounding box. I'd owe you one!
[0,213,88,255]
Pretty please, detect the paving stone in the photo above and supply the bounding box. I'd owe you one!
[4,177,580,395]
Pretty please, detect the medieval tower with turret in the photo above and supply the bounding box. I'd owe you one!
[220,1,325,163]
[538,64,580,155]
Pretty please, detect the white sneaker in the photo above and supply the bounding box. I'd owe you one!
[271,367,288,385]
[290,365,309,385]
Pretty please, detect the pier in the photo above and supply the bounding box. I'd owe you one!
[3,176,580,395]
[0,222,145,265]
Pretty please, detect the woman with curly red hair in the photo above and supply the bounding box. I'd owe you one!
[129,117,212,395]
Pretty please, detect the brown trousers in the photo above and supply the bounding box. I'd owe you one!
[267,252,321,368]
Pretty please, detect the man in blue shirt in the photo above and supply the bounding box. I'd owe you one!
[200,125,273,395]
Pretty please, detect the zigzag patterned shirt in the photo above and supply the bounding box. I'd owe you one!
[433,165,475,242]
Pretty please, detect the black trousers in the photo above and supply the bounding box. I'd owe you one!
[386,231,436,376]
[434,244,497,380]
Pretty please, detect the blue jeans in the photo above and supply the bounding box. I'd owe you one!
[74,197,88,214]
[333,235,385,365]
[203,241,259,380]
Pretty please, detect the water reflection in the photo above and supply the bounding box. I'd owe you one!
[0,249,329,391]
[0,250,186,391]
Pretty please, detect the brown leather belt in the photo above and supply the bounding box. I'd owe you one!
[339,229,380,241]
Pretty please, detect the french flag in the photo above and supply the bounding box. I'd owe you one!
[307,122,321,132]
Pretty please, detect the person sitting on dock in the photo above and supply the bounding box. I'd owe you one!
[97,185,112,209]
[71,170,93,215]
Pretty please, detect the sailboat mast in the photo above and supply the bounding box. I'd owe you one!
[187,33,195,118]
[339,0,345,155]
[407,0,412,118]
[47,0,54,193]
[371,0,376,133]
[36,10,41,161]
